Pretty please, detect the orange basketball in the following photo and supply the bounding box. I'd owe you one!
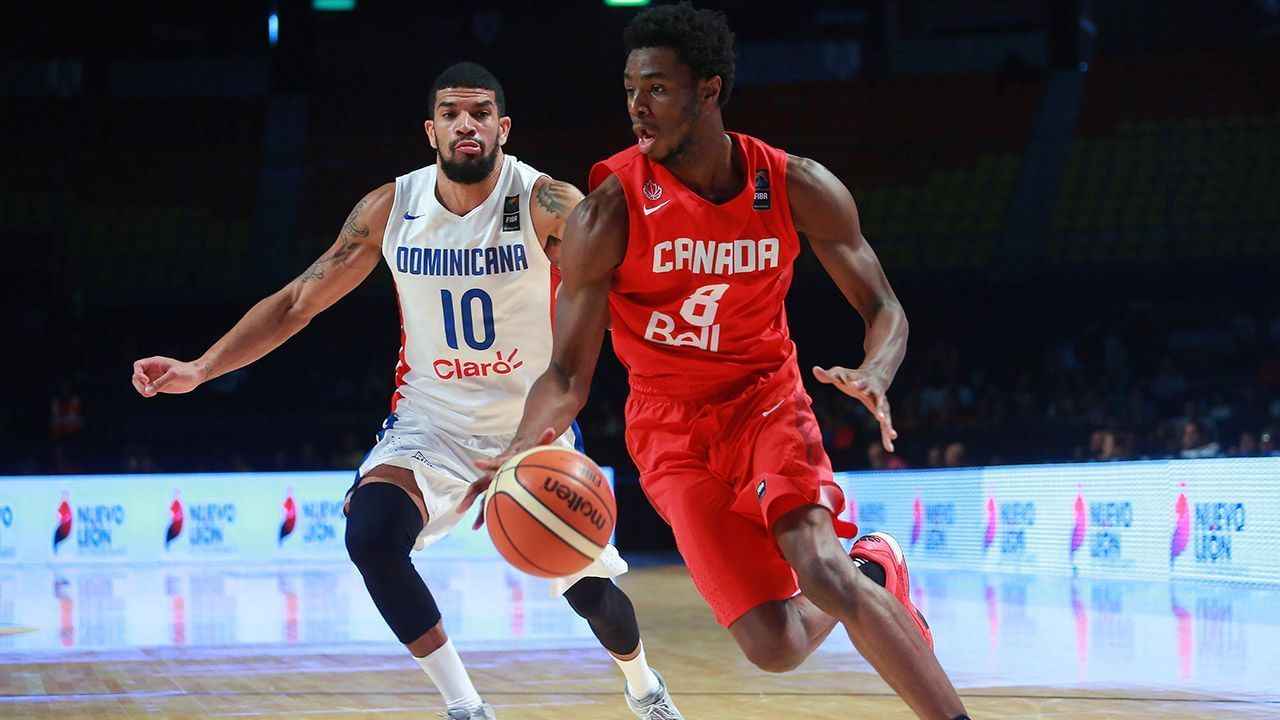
[484,445,616,578]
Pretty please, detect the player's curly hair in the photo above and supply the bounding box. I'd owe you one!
[623,2,736,106]
[430,61,506,116]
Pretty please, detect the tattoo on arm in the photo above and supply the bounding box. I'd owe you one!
[201,361,213,381]
[535,180,574,218]
[299,200,368,282]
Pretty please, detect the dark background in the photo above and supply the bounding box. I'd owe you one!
[3,1,1278,550]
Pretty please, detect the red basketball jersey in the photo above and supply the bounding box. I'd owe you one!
[588,132,801,392]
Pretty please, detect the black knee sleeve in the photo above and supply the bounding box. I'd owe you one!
[345,482,441,644]
[562,576,641,656]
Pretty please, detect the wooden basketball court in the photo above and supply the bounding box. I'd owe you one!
[3,564,1276,719]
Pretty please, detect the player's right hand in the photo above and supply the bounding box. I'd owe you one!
[131,356,205,397]
[813,364,899,453]
[460,426,557,530]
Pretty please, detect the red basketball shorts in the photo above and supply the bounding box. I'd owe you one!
[624,361,858,627]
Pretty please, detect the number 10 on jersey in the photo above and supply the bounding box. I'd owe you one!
[441,288,495,351]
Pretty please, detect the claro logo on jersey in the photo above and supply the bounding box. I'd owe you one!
[434,348,524,380]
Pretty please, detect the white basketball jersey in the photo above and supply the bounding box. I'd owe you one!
[383,155,554,436]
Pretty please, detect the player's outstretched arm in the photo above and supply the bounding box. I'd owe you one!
[529,176,585,266]
[461,176,628,519]
[131,184,393,397]
[788,155,907,452]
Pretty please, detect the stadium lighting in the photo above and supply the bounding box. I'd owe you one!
[313,0,356,10]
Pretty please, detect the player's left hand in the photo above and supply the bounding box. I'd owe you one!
[813,365,898,453]
[459,426,557,530]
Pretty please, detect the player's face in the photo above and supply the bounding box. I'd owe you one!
[425,87,510,184]
[624,47,707,164]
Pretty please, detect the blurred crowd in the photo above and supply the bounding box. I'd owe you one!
[808,292,1280,470]
[16,284,1278,478]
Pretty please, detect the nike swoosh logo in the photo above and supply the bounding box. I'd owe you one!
[642,200,671,216]
[761,398,786,417]
[403,211,424,220]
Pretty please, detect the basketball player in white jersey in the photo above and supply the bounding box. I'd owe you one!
[130,62,681,720]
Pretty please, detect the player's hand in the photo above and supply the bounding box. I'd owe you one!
[813,365,898,453]
[459,426,557,530]
[131,357,206,397]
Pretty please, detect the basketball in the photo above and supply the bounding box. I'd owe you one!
[483,445,616,578]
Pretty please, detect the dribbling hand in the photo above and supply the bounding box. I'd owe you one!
[131,357,206,397]
[813,365,899,453]
[459,426,557,530]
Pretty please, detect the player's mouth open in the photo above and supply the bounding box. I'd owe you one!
[455,140,483,155]
[636,128,655,153]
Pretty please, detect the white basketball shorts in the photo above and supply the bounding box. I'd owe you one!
[352,413,627,595]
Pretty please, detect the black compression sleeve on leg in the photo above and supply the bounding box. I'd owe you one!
[345,482,442,644]
[562,576,641,656]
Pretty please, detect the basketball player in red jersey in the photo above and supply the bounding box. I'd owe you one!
[462,5,970,718]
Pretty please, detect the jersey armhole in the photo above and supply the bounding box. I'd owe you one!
[384,176,406,257]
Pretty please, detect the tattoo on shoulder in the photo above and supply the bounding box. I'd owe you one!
[299,199,367,282]
[535,180,576,219]
[342,199,371,239]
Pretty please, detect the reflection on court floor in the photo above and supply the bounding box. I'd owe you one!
[815,567,1279,701]
[1,560,1277,715]
[0,559,597,656]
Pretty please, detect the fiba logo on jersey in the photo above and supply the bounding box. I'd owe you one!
[642,179,663,201]
[502,195,521,232]
[753,169,771,210]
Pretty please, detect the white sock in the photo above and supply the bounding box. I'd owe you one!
[613,640,661,699]
[414,639,483,711]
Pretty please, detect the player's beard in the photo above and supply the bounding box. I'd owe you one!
[438,140,500,184]
[654,99,701,165]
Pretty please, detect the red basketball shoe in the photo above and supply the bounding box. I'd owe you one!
[849,531,934,649]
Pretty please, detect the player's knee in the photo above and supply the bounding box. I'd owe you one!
[563,576,612,620]
[344,483,421,569]
[738,635,806,673]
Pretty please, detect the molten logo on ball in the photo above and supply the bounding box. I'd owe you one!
[543,476,608,531]
[485,446,617,578]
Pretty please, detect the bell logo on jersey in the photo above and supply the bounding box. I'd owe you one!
[644,284,728,353]
[433,348,524,380]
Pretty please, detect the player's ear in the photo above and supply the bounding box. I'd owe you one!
[424,119,438,150]
[498,115,511,147]
[702,76,722,104]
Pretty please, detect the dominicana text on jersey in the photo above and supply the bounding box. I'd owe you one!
[381,155,556,436]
